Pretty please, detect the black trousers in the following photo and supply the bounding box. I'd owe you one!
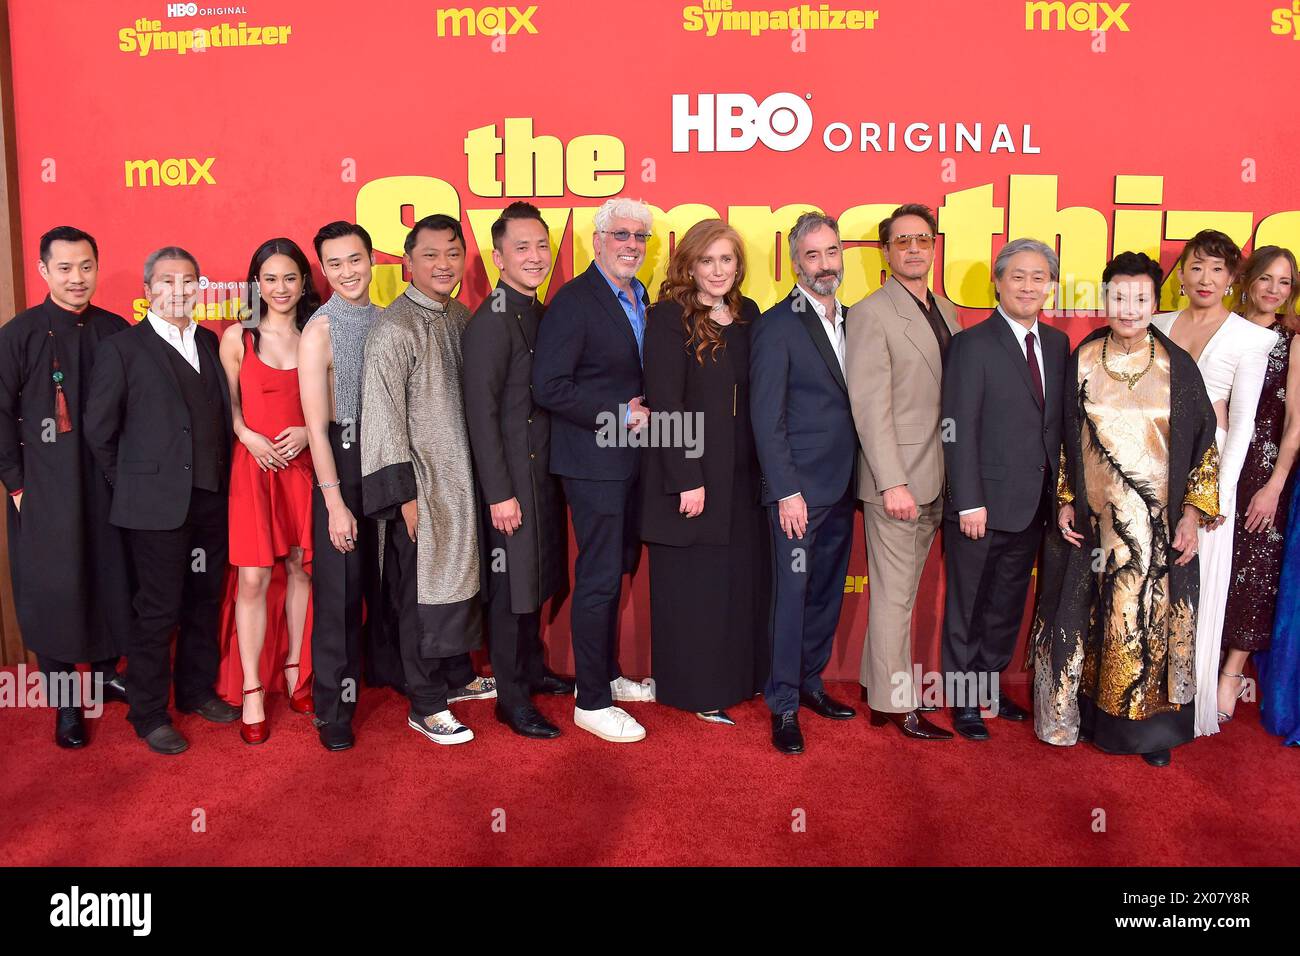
[311,422,387,729]
[385,520,475,717]
[36,654,119,710]
[764,491,855,715]
[124,487,227,737]
[562,475,639,711]
[941,488,1049,708]
[485,571,544,711]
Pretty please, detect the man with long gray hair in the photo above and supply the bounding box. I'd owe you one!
[750,211,860,754]
[532,197,657,743]
[939,237,1068,740]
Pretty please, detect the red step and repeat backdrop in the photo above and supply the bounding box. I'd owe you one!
[8,0,1300,683]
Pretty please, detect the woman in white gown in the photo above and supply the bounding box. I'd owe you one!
[1154,230,1279,737]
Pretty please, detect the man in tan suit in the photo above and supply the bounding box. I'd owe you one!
[845,204,960,741]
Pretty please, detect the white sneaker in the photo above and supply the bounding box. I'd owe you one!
[574,705,646,743]
[610,676,656,703]
[408,710,474,745]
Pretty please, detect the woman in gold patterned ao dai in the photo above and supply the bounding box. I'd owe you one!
[1030,252,1220,767]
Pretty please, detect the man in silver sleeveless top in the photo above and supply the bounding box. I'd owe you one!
[300,221,397,752]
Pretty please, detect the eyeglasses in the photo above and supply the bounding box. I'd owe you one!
[888,233,935,250]
[600,229,652,244]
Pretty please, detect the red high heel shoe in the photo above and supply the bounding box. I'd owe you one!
[284,662,314,715]
[240,685,269,745]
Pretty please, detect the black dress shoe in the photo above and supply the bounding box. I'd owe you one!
[1141,749,1171,767]
[54,707,87,749]
[799,689,856,720]
[317,721,355,752]
[771,711,805,754]
[995,694,1029,721]
[952,706,989,740]
[870,709,954,740]
[144,725,189,755]
[180,698,240,723]
[496,703,561,739]
[99,673,129,705]
[533,671,576,696]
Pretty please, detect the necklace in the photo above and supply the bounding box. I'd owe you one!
[1101,330,1155,389]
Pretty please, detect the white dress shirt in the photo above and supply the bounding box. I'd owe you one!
[797,284,846,373]
[146,310,200,372]
[957,306,1047,517]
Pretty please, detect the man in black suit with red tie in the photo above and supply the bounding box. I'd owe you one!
[86,247,239,755]
[940,238,1068,740]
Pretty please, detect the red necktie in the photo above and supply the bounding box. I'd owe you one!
[1025,330,1044,409]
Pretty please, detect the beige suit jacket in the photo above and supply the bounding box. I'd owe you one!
[844,276,962,506]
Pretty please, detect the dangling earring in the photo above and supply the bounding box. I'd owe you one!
[1226,285,1234,297]
[1179,284,1185,296]
[1242,289,1249,305]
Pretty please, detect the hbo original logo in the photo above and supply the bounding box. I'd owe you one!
[672,92,813,153]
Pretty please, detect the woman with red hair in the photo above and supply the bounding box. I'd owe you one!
[640,219,770,724]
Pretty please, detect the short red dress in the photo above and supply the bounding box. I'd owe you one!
[217,331,315,706]
[229,330,313,565]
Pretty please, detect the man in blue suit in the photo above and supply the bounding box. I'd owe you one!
[532,197,657,743]
[751,212,860,754]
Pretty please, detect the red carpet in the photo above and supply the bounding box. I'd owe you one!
[1,673,1296,867]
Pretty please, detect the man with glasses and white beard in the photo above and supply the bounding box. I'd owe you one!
[532,197,657,743]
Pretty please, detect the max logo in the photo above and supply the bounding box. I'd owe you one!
[1024,1,1131,31]
[124,157,215,188]
[436,5,538,36]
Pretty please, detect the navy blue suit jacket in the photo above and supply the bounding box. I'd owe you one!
[532,262,648,481]
[750,287,858,507]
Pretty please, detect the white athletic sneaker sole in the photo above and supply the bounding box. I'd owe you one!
[573,709,646,743]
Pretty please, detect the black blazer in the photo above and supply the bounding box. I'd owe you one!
[940,309,1068,532]
[84,319,233,531]
[640,297,761,546]
[749,287,857,507]
[531,262,648,481]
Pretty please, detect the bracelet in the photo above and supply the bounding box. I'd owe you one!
[318,480,340,490]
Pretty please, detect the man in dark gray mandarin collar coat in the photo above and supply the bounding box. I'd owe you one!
[463,202,573,740]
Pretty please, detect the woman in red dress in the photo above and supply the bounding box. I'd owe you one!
[218,239,320,743]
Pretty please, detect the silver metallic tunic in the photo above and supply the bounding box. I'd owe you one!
[360,285,479,607]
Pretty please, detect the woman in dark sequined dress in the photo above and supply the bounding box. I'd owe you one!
[1220,247,1300,721]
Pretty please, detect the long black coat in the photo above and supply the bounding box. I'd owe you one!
[0,298,133,660]
[84,318,232,531]
[463,281,566,615]
[640,297,762,546]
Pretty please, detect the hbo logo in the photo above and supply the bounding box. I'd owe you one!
[672,92,813,153]
[167,2,199,16]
